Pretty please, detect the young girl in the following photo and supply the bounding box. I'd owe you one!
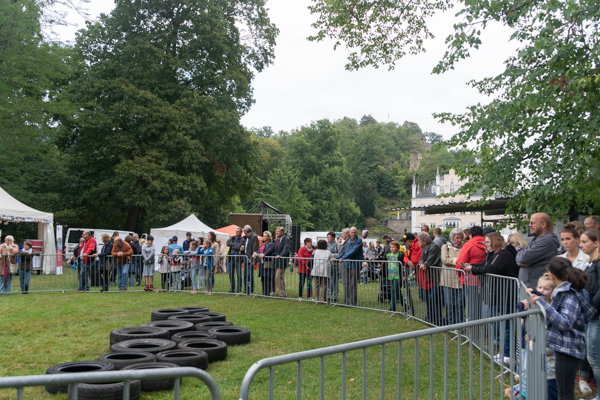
[141,235,156,291]
[531,257,596,400]
[158,246,171,292]
[171,249,182,292]
[359,262,369,284]
[311,240,331,302]
[188,241,202,294]
[198,240,214,295]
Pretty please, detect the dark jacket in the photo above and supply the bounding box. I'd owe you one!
[19,251,40,271]
[585,259,600,319]
[272,235,290,269]
[417,242,441,290]
[244,232,259,259]
[226,235,243,256]
[471,244,519,305]
[130,240,141,255]
[516,231,560,288]
[99,240,115,270]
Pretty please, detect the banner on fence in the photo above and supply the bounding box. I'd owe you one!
[56,225,63,275]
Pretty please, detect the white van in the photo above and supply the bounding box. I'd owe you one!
[65,228,135,256]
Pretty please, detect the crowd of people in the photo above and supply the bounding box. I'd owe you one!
[2,214,600,399]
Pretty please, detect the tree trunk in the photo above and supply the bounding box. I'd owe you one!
[124,206,141,232]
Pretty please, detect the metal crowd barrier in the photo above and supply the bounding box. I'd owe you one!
[238,309,546,400]
[0,367,220,400]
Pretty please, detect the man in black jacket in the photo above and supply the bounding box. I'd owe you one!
[130,234,142,286]
[273,226,291,297]
[242,225,259,294]
[226,227,244,293]
[417,232,442,325]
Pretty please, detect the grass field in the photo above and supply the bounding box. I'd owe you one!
[0,290,522,400]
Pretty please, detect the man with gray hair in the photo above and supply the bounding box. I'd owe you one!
[584,215,600,231]
[243,225,259,294]
[332,227,363,306]
[417,232,442,324]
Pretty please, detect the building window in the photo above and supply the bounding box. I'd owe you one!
[440,186,444,194]
[450,182,455,194]
[420,211,425,215]
[460,211,466,215]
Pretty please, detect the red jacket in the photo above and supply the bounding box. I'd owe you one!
[296,246,315,274]
[78,237,97,264]
[403,240,422,267]
[456,235,486,285]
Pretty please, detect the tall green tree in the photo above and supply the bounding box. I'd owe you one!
[58,0,278,231]
[309,0,600,224]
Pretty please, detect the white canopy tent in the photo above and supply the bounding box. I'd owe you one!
[150,214,228,245]
[0,186,56,274]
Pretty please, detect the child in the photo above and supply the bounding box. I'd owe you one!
[141,235,156,291]
[198,240,214,295]
[171,249,182,292]
[386,241,406,312]
[531,257,596,400]
[311,239,331,302]
[360,262,369,284]
[507,273,557,399]
[187,241,202,294]
[158,246,170,292]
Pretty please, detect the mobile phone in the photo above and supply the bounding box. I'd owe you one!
[530,289,544,297]
[460,262,467,268]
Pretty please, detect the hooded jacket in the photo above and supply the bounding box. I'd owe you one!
[516,231,560,288]
[456,235,486,286]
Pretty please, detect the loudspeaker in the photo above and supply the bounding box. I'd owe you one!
[290,225,301,255]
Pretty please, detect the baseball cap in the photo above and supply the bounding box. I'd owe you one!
[172,236,178,241]
[186,232,192,236]
[400,233,415,242]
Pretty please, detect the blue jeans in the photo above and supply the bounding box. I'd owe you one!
[0,273,13,294]
[117,263,130,291]
[491,303,512,357]
[191,268,204,290]
[390,278,407,312]
[443,287,464,325]
[244,259,254,293]
[19,269,31,293]
[171,272,181,291]
[79,263,91,291]
[586,319,600,394]
[298,273,308,298]
[228,257,242,292]
[328,264,339,300]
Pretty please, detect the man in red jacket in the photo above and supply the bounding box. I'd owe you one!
[78,230,97,292]
[455,226,486,322]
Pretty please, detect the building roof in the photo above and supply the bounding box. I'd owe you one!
[404,197,514,216]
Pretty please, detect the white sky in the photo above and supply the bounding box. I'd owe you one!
[56,0,518,139]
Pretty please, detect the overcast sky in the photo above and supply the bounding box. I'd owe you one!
[56,0,517,139]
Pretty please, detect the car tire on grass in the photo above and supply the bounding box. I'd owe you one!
[68,380,141,400]
[45,361,115,394]
[178,339,227,362]
[208,326,251,345]
[141,321,194,337]
[167,314,213,325]
[192,311,226,321]
[122,362,179,392]
[150,308,189,321]
[110,339,176,355]
[155,350,209,370]
[110,326,170,345]
[170,331,217,344]
[194,321,234,332]
[97,352,156,370]
[179,306,209,313]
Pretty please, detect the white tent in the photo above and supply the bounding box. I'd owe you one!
[150,214,228,244]
[0,186,56,274]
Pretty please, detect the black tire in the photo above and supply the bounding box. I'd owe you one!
[171,331,217,344]
[178,339,227,362]
[97,352,156,370]
[45,361,115,394]
[193,311,226,321]
[155,350,209,370]
[179,306,209,313]
[150,308,189,321]
[208,326,251,345]
[110,326,170,345]
[167,314,213,325]
[110,339,176,355]
[122,362,178,392]
[141,321,195,337]
[194,321,234,332]
[68,380,141,400]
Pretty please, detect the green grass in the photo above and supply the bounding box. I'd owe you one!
[0,290,520,400]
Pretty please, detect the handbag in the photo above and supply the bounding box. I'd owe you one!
[9,263,19,274]
[71,260,79,271]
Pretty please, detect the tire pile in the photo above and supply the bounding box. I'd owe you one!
[45,307,251,399]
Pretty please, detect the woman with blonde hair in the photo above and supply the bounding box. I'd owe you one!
[507,232,528,253]
[255,231,275,296]
[440,228,465,324]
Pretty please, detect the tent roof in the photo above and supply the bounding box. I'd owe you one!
[0,186,53,223]
[150,214,228,242]
[216,224,240,237]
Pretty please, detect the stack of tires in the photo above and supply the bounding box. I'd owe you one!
[44,307,251,399]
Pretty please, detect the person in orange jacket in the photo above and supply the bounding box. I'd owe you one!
[111,236,133,291]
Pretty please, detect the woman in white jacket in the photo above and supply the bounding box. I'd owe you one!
[311,240,331,302]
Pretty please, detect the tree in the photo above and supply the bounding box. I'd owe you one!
[309,0,600,225]
[424,132,444,145]
[57,0,278,231]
